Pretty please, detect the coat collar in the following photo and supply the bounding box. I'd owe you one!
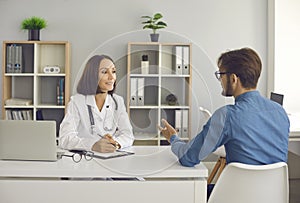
[85,94,112,113]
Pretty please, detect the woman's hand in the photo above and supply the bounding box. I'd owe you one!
[92,134,116,153]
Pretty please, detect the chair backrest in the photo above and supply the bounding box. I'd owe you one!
[208,162,289,203]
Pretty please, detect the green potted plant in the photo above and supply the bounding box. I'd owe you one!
[21,16,47,41]
[141,13,167,42]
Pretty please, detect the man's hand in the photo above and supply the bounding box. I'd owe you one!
[158,119,177,143]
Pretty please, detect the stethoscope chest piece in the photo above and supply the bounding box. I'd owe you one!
[87,104,114,134]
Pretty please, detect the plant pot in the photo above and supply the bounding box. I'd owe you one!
[150,33,159,42]
[28,29,40,41]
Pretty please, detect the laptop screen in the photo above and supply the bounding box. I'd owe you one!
[270,92,284,106]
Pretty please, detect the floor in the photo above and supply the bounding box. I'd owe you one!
[288,151,300,203]
[290,179,300,203]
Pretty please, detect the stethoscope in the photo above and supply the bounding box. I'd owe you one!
[88,95,118,135]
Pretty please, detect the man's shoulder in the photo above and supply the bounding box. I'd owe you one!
[215,105,234,114]
[211,105,233,121]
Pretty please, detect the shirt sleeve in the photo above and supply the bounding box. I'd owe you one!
[170,106,229,167]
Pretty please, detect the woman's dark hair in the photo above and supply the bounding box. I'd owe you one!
[217,47,262,89]
[77,55,116,95]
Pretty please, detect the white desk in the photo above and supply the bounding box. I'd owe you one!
[289,131,300,158]
[0,146,208,203]
[289,113,300,142]
[290,131,300,142]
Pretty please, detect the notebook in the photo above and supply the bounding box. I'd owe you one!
[0,120,58,161]
[92,150,135,159]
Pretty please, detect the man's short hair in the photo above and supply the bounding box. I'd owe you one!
[217,48,262,89]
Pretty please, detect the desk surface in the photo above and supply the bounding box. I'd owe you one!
[290,131,300,142]
[0,146,208,179]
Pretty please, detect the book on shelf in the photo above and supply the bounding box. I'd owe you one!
[5,110,12,120]
[5,98,32,106]
[36,109,44,120]
[5,109,32,120]
[57,78,65,105]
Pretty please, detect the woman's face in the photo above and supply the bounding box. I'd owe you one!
[98,58,116,92]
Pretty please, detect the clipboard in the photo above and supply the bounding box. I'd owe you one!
[92,150,135,160]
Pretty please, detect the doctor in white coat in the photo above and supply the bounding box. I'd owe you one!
[59,55,134,153]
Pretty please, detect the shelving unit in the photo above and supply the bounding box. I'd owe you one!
[1,41,70,137]
[127,42,192,146]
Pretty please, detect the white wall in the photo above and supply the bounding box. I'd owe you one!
[269,0,300,113]
[268,0,300,178]
[0,0,268,135]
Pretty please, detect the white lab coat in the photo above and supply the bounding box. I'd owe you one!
[59,93,134,150]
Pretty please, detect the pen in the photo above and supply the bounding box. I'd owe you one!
[97,134,117,148]
[97,133,104,138]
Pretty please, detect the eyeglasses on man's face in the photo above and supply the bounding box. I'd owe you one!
[214,71,232,80]
[62,150,94,163]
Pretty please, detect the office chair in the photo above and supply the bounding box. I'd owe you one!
[207,146,226,184]
[208,162,289,203]
[199,107,226,185]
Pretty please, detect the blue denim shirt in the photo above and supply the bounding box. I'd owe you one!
[170,91,290,167]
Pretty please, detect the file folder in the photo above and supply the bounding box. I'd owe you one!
[175,46,183,75]
[175,110,182,137]
[6,45,14,73]
[130,78,137,106]
[137,78,145,106]
[182,46,189,75]
[14,46,22,73]
[182,110,188,138]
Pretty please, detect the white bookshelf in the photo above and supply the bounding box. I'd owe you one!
[127,42,192,145]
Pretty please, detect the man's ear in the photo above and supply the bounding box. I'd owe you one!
[231,73,239,83]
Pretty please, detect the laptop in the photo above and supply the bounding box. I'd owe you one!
[0,120,57,161]
[270,92,284,105]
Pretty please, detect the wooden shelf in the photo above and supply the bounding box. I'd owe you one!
[2,41,70,136]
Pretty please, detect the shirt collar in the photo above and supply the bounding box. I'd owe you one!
[85,95,96,107]
[235,90,259,102]
[85,94,112,110]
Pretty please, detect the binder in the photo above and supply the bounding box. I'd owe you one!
[14,46,22,73]
[175,110,182,137]
[181,110,188,138]
[137,78,145,106]
[130,78,137,106]
[175,46,183,75]
[182,46,189,75]
[6,45,14,73]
